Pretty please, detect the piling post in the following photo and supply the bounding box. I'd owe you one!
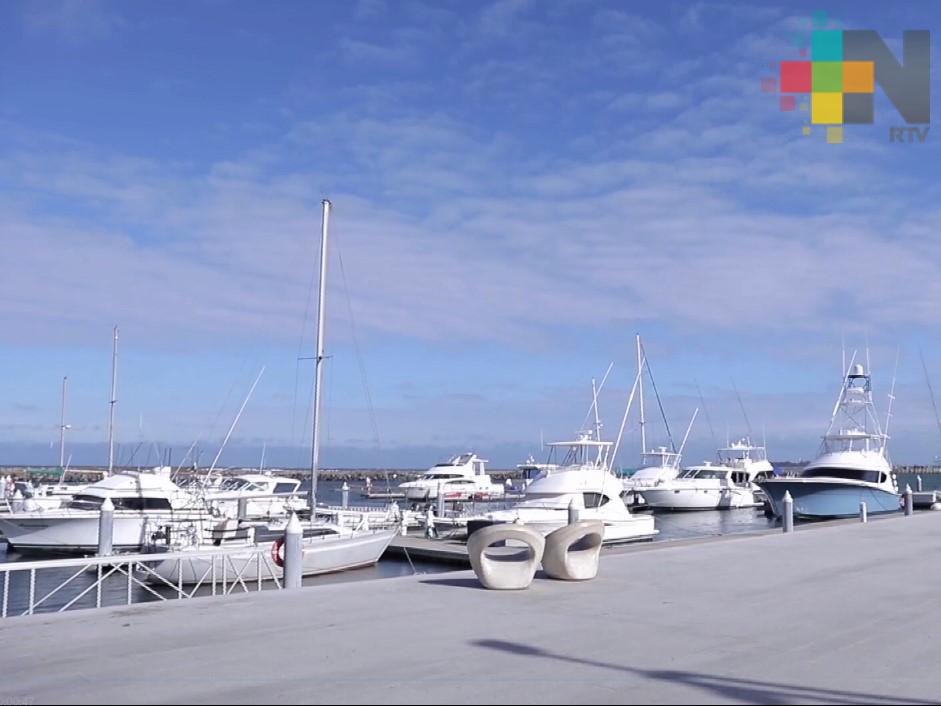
[436,482,445,518]
[282,512,302,590]
[98,495,114,556]
[860,501,868,523]
[917,475,923,492]
[237,497,248,521]
[782,491,794,533]
[904,485,914,516]
[341,482,350,509]
[568,498,579,526]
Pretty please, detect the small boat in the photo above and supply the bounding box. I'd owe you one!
[466,433,657,544]
[641,439,774,511]
[758,362,899,519]
[397,453,505,502]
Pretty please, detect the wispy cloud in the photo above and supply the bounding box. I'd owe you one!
[23,0,126,44]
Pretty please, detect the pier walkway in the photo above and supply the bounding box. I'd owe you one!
[4,513,941,704]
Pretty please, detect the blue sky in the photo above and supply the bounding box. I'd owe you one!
[2,0,941,468]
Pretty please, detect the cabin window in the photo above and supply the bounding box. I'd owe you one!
[274,482,297,494]
[801,467,882,483]
[583,492,610,508]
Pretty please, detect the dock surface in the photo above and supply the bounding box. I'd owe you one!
[5,514,941,704]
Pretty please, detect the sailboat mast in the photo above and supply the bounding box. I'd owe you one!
[310,199,331,510]
[108,325,118,474]
[59,376,68,469]
[637,334,646,454]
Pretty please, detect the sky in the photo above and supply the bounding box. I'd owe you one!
[1,0,941,469]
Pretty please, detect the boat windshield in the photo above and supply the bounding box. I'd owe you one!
[800,467,885,483]
[692,469,728,480]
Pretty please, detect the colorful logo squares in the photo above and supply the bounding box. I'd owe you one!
[779,57,874,124]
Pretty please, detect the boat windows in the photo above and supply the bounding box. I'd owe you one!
[67,495,173,511]
[273,482,299,495]
[693,469,727,480]
[800,467,882,483]
[583,492,611,508]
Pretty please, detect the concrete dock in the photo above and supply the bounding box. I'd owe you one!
[5,514,941,704]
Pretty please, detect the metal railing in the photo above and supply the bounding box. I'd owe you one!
[0,545,283,619]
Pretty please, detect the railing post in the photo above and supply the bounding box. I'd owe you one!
[568,499,579,525]
[341,481,350,509]
[97,495,114,556]
[283,512,303,590]
[782,491,794,533]
[904,484,914,516]
[860,501,868,523]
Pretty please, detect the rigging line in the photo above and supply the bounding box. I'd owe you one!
[919,348,941,443]
[336,244,382,452]
[640,341,675,453]
[730,378,754,441]
[578,362,615,434]
[696,381,719,452]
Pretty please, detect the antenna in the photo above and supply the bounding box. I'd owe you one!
[677,408,699,460]
[731,379,754,441]
[591,377,603,441]
[826,350,858,436]
[883,346,900,444]
[920,348,941,443]
[578,362,614,435]
[207,366,266,478]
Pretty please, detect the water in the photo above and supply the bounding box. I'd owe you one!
[0,478,781,616]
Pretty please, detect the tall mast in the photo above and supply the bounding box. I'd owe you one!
[310,199,331,510]
[108,325,118,474]
[58,376,68,469]
[637,334,646,454]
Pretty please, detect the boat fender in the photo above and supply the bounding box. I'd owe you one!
[271,536,285,567]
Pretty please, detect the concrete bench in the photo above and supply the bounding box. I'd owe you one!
[542,520,604,581]
[467,523,545,590]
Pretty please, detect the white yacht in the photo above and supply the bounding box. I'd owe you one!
[642,439,775,511]
[621,446,683,506]
[0,470,207,554]
[466,433,657,544]
[758,362,899,518]
[200,473,306,519]
[398,453,505,502]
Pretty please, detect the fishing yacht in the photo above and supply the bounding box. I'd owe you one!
[642,439,774,511]
[466,433,657,544]
[621,446,684,507]
[398,453,505,502]
[200,473,306,519]
[758,362,899,518]
[0,470,208,553]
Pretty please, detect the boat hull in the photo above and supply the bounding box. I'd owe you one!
[147,528,397,584]
[759,480,900,519]
[466,513,657,544]
[0,512,205,554]
[642,485,762,511]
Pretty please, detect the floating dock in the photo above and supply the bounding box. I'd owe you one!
[5,513,941,704]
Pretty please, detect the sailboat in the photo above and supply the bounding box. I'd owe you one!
[148,200,397,583]
[758,357,899,519]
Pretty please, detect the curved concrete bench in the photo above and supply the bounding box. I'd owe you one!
[542,520,604,581]
[467,523,545,590]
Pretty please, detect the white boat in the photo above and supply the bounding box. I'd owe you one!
[199,473,307,519]
[758,361,900,519]
[398,453,505,502]
[0,471,208,553]
[621,446,683,506]
[641,439,775,511]
[145,201,399,579]
[145,519,397,585]
[467,433,657,544]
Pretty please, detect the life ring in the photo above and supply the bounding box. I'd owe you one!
[271,536,285,567]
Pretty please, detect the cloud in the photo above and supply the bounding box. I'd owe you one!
[22,0,127,44]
